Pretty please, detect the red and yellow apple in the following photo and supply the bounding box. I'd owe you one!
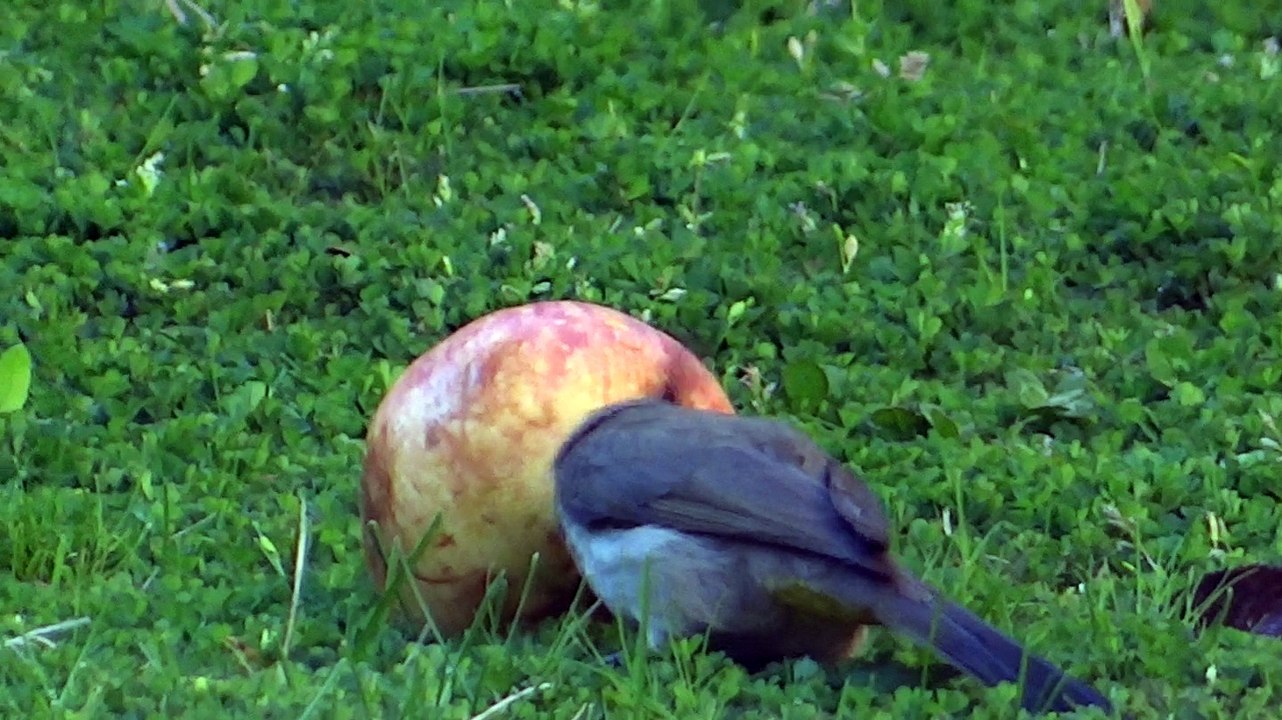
[359,300,734,637]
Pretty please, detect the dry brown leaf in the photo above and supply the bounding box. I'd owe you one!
[898,51,930,82]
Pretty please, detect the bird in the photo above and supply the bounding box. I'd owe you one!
[552,398,1114,714]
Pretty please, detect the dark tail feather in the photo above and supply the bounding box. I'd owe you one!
[885,593,1113,714]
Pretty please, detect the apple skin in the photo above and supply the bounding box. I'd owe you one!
[359,300,734,637]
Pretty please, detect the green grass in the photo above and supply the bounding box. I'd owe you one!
[3,0,1281,716]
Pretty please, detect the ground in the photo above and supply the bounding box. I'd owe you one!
[1,0,1280,717]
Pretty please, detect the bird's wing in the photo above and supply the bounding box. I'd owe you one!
[554,401,893,580]
[823,460,892,549]
[741,420,892,550]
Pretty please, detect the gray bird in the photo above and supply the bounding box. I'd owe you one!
[552,398,1113,714]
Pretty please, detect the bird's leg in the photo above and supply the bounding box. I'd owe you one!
[598,623,670,670]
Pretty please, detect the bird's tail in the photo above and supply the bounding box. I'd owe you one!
[875,583,1113,714]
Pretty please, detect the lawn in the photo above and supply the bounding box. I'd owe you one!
[2,0,1280,717]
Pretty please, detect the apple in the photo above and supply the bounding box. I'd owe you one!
[359,300,734,637]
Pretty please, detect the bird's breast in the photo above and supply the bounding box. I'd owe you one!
[561,522,689,617]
